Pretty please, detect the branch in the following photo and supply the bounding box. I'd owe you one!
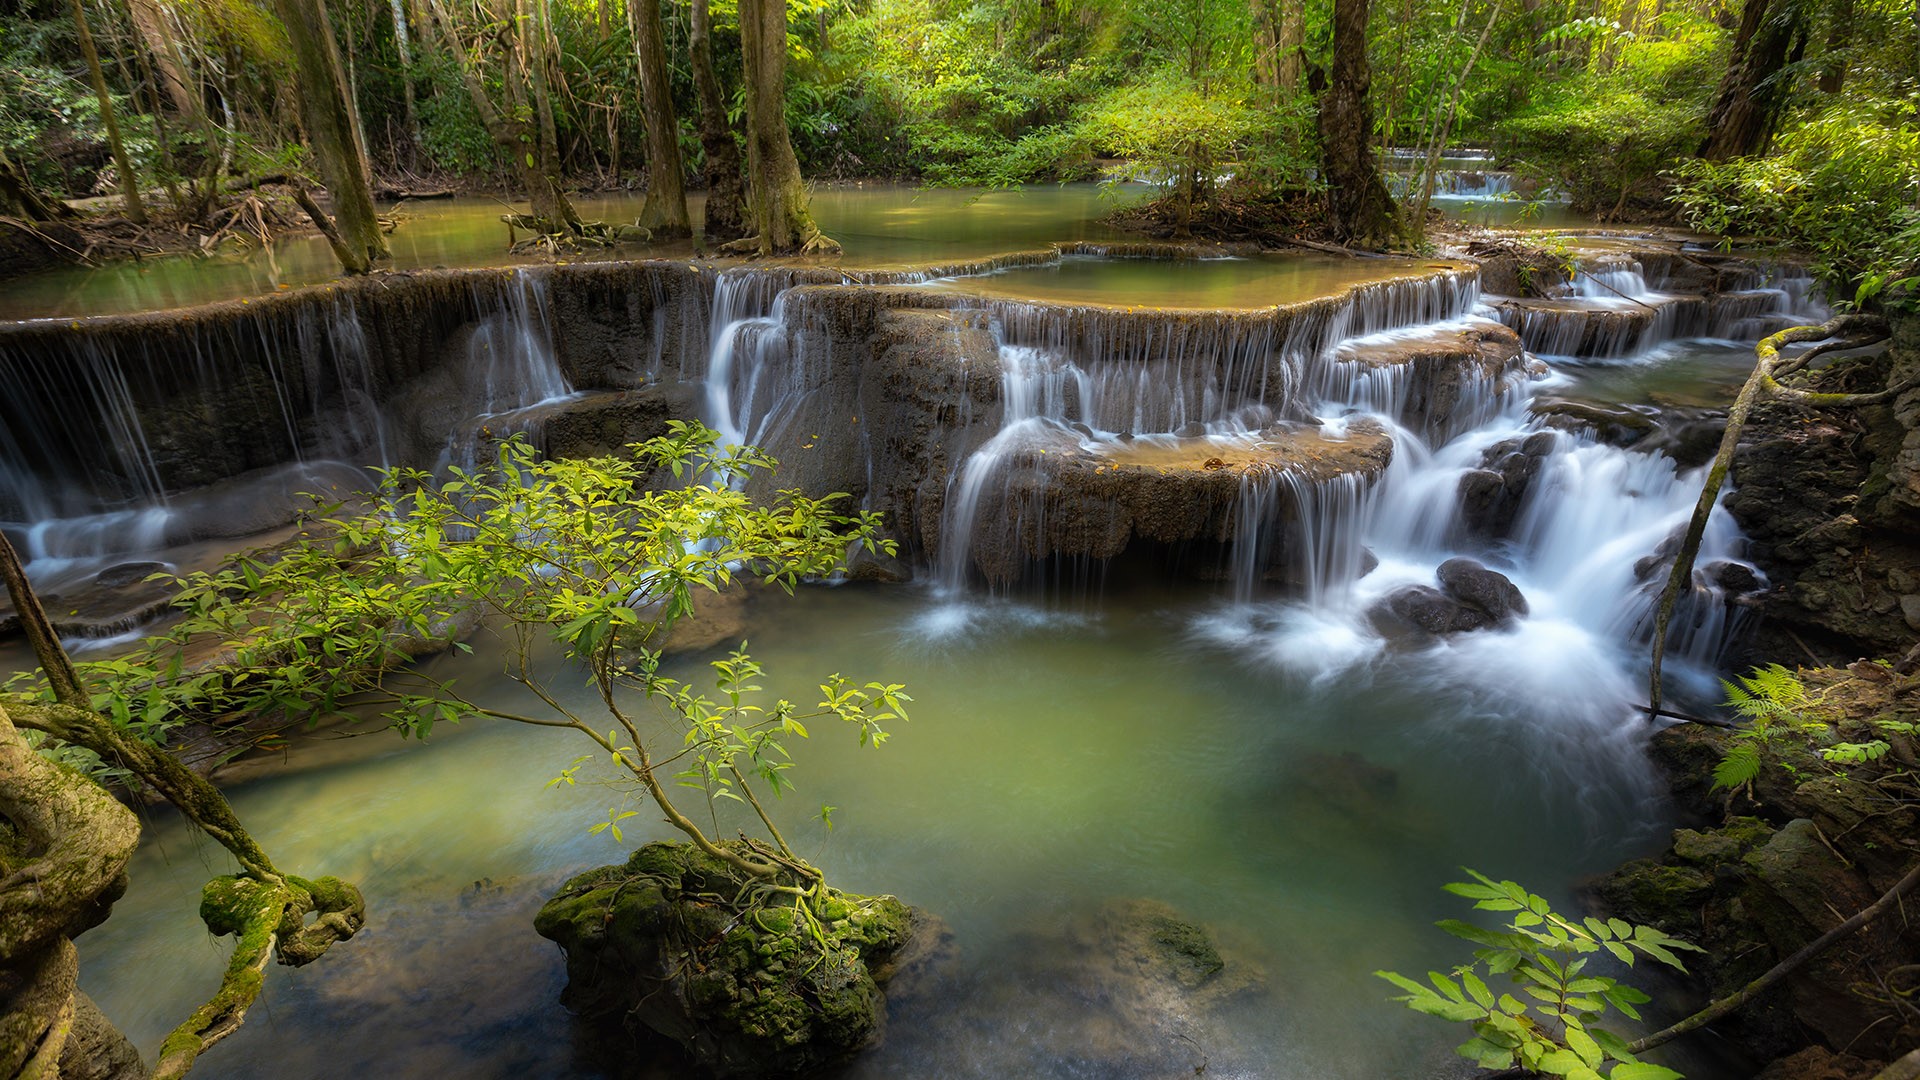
[1627,856,1920,1053]
[0,530,86,708]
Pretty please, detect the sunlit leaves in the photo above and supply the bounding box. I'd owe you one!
[1378,870,1699,1080]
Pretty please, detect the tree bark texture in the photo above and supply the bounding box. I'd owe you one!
[735,0,836,254]
[1700,0,1800,160]
[71,0,147,224]
[272,0,390,273]
[690,0,748,242]
[1276,0,1306,93]
[630,0,692,236]
[1316,0,1398,246]
[422,0,582,232]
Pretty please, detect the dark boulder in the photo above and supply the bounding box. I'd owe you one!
[1437,557,1529,622]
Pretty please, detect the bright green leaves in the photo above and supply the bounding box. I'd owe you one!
[1378,870,1701,1080]
[43,421,909,866]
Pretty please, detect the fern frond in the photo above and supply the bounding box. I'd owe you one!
[1712,742,1762,791]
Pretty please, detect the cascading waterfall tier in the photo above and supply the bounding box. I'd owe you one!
[0,243,1812,689]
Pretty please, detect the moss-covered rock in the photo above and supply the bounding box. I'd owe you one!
[534,840,922,1078]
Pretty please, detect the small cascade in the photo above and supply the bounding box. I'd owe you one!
[1491,251,1829,361]
[442,272,579,473]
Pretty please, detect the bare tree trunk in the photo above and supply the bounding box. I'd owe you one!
[1251,0,1281,99]
[422,0,581,231]
[690,0,748,243]
[1316,0,1398,246]
[630,0,691,235]
[390,0,420,158]
[127,0,200,120]
[71,0,148,223]
[1276,0,1305,92]
[1700,0,1800,160]
[1409,0,1504,235]
[733,0,836,254]
[0,147,70,220]
[272,0,390,273]
[1818,0,1854,92]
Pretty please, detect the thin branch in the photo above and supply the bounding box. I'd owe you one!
[1628,856,1920,1053]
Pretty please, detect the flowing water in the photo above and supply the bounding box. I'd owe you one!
[0,200,1824,1078]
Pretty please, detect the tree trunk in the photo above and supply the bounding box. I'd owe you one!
[70,0,148,224]
[1316,0,1398,246]
[1818,0,1854,92]
[735,0,836,254]
[1276,0,1306,93]
[1251,0,1281,98]
[422,0,581,232]
[690,0,748,243]
[1700,0,1800,160]
[272,0,390,273]
[630,0,691,236]
[127,0,201,121]
[390,0,420,157]
[0,147,69,220]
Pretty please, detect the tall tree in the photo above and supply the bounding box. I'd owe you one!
[273,0,391,273]
[630,0,692,236]
[733,0,838,254]
[422,0,583,233]
[70,0,147,224]
[1275,0,1305,92]
[689,0,748,242]
[1700,0,1803,160]
[1316,0,1399,245]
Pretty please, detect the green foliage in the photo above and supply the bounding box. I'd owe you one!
[1497,91,1701,215]
[1379,870,1700,1080]
[12,423,907,866]
[1669,102,1920,293]
[1712,663,1822,790]
[1482,12,1720,216]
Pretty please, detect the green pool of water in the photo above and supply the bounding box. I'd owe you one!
[64,582,1726,1079]
[920,252,1444,310]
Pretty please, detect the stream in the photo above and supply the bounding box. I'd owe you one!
[0,183,1819,1078]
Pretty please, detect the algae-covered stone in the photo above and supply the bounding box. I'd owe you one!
[534,840,922,1078]
[1592,858,1712,930]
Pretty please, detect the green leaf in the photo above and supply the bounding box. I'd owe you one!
[1567,1026,1603,1069]
[1609,1064,1683,1080]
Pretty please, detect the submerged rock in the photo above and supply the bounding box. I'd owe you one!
[535,841,924,1078]
[868,897,1266,1078]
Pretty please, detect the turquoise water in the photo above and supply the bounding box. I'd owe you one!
[64,582,1722,1078]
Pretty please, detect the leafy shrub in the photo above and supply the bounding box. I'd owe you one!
[1497,91,1701,216]
[1669,103,1920,292]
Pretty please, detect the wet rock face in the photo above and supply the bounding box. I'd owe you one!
[1598,671,1920,1068]
[1726,313,1920,661]
[953,420,1395,586]
[0,262,710,507]
[1331,321,1531,443]
[534,841,921,1078]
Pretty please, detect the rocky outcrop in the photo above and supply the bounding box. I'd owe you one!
[950,421,1394,585]
[1458,431,1557,539]
[535,841,925,1078]
[1593,665,1920,1069]
[1726,311,1920,662]
[1328,320,1533,442]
